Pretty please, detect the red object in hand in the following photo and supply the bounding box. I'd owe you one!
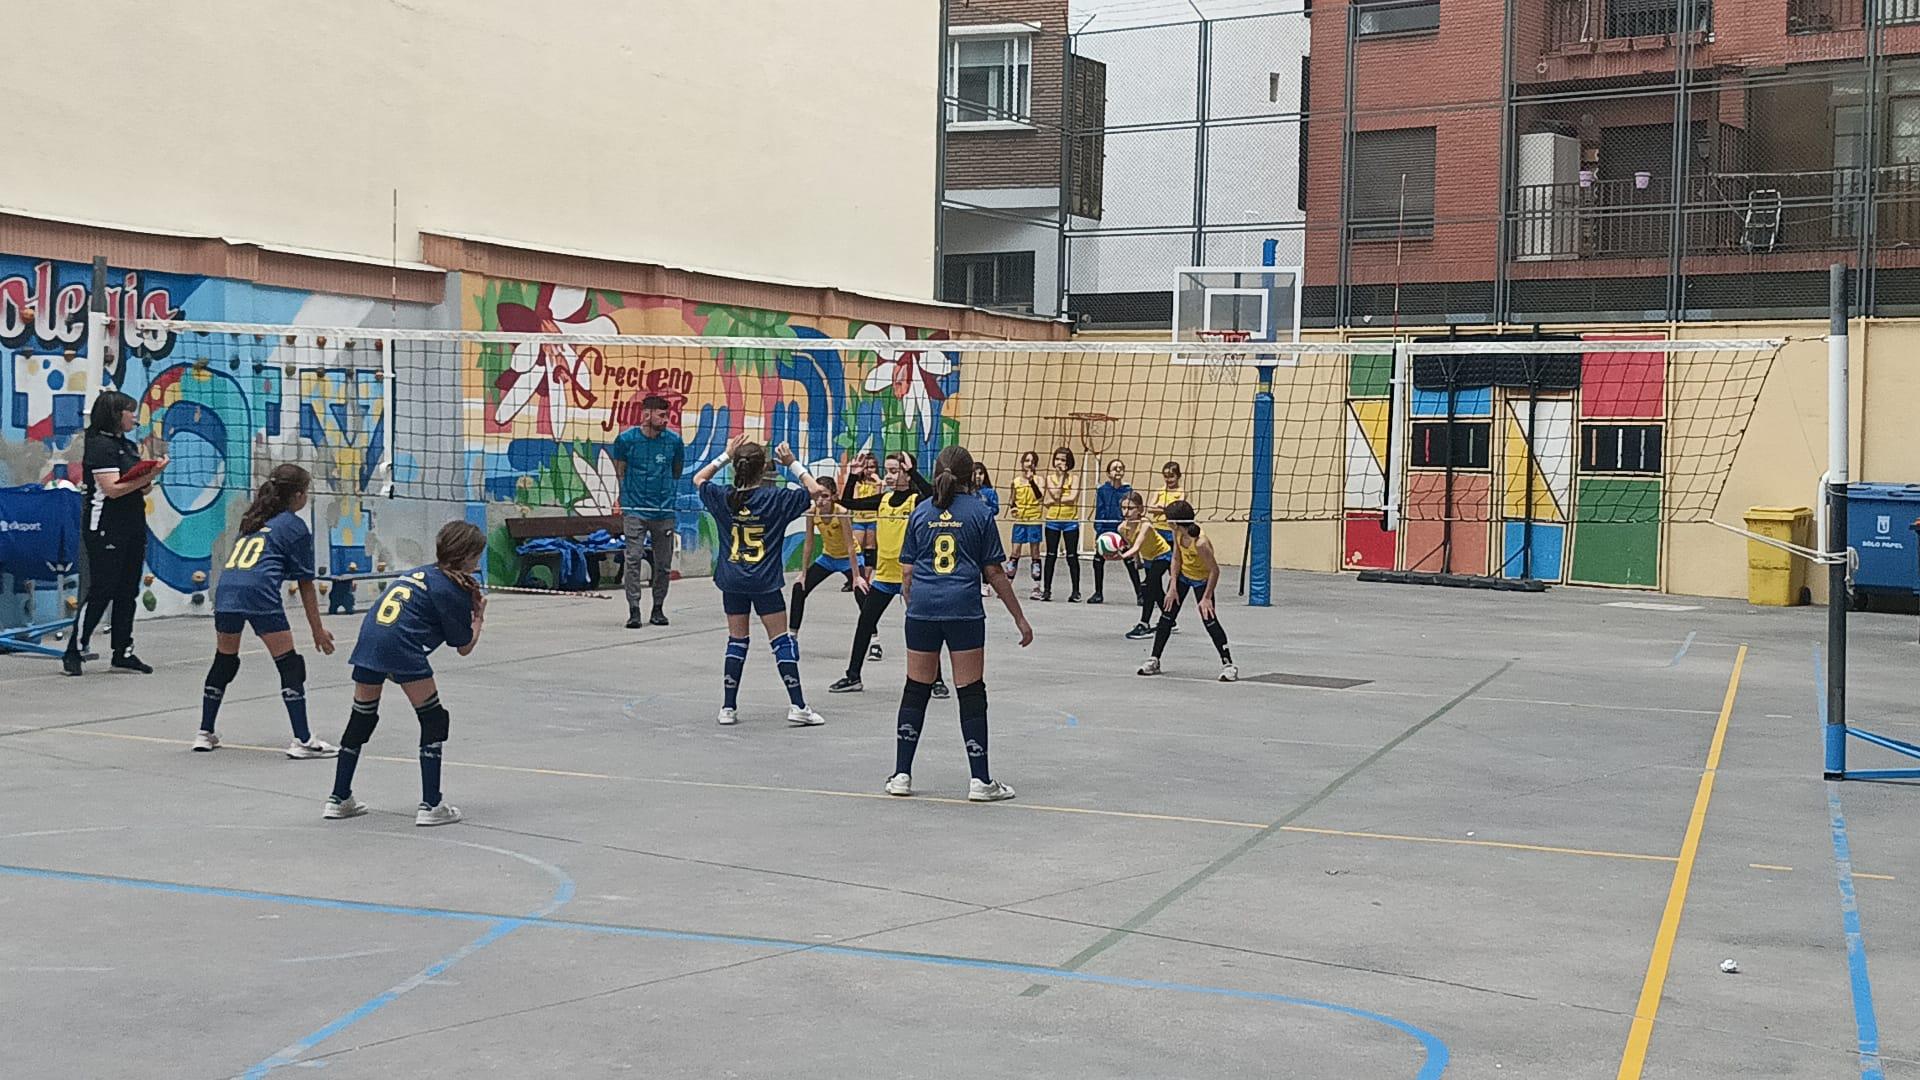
[120,459,161,484]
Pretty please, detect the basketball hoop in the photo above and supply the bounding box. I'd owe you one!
[1068,410,1117,457]
[1194,329,1251,384]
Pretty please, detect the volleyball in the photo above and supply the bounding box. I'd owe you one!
[1096,531,1125,559]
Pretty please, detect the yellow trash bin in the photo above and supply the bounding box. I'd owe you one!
[1744,506,1813,606]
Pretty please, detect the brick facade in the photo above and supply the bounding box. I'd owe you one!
[945,0,1067,191]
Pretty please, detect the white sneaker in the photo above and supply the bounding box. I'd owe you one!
[980,584,992,598]
[1219,664,1239,683]
[416,802,463,827]
[717,707,738,726]
[885,772,913,796]
[787,703,826,727]
[323,795,369,820]
[192,730,220,752]
[286,738,338,759]
[968,778,1016,802]
[1030,586,1044,600]
[1137,656,1162,677]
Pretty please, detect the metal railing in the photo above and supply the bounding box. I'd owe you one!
[1511,165,1920,261]
[1547,0,1713,50]
[1787,0,1920,32]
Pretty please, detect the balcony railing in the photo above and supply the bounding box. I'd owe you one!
[1547,0,1713,51]
[1512,166,1920,261]
[1788,0,1920,33]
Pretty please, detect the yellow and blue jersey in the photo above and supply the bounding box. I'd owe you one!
[871,492,919,586]
[214,511,315,615]
[851,478,881,526]
[899,492,1005,622]
[1176,530,1210,583]
[1011,479,1044,522]
[812,511,853,561]
[350,566,476,677]
[1045,473,1078,524]
[699,481,812,595]
[1122,518,1171,564]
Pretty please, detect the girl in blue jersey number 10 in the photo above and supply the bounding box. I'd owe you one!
[197,464,337,757]
[694,434,831,728]
[324,521,488,827]
[886,445,1033,802]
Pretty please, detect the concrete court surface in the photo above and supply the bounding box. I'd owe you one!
[0,570,1915,1079]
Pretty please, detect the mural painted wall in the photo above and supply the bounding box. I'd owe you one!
[458,277,963,584]
[0,254,438,626]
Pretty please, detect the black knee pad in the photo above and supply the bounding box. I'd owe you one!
[901,677,936,710]
[956,680,988,717]
[415,695,450,746]
[273,651,306,690]
[341,702,380,748]
[205,652,241,690]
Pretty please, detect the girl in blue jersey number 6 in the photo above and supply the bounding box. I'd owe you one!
[886,445,1033,802]
[324,521,487,827]
[196,464,336,757]
[694,434,830,727]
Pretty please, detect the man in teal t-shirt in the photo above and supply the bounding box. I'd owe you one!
[611,395,685,628]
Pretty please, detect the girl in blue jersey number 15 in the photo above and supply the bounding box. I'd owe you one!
[886,445,1033,802]
[196,464,337,757]
[324,521,488,827]
[694,434,830,728]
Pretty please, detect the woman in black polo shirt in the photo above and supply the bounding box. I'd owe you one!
[63,391,166,676]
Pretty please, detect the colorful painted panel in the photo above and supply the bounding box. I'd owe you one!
[1501,521,1565,581]
[1579,335,1665,419]
[1570,478,1662,586]
[1502,398,1572,522]
[1403,472,1491,575]
[1345,399,1390,509]
[1348,352,1392,398]
[1344,510,1397,570]
[1412,386,1493,418]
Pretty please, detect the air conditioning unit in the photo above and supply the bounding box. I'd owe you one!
[1515,132,1582,261]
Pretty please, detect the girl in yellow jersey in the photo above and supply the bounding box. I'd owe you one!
[848,452,881,590]
[1114,491,1171,641]
[788,477,861,637]
[829,451,946,698]
[1151,460,1188,550]
[1008,450,1044,585]
[1137,499,1235,682]
[1040,445,1082,603]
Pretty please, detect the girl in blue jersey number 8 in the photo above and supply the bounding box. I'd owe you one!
[694,434,831,727]
[886,445,1033,802]
[324,521,488,827]
[197,464,337,757]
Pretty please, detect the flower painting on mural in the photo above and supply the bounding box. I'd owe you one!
[857,323,952,436]
[566,446,620,515]
[493,285,611,434]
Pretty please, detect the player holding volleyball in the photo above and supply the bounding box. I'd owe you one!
[324,521,489,826]
[885,445,1033,802]
[1090,457,1133,606]
[788,476,860,640]
[694,435,830,727]
[1136,499,1236,682]
[196,463,337,757]
[1111,490,1171,641]
[1008,450,1044,585]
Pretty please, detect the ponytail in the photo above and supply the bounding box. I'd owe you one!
[435,520,487,601]
[240,464,311,535]
[931,445,975,510]
[726,441,770,513]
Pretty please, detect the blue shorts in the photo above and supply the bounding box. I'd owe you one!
[1045,521,1080,533]
[214,610,291,636]
[722,590,787,617]
[1157,529,1175,548]
[352,664,432,686]
[1179,577,1209,598]
[814,555,852,574]
[904,616,987,653]
[1011,523,1043,545]
[869,580,901,596]
[853,523,877,539]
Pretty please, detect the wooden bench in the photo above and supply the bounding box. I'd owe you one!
[504,514,627,590]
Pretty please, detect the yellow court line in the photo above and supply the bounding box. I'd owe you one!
[1616,643,1747,1080]
[1749,863,1794,872]
[56,728,1683,865]
[1854,872,1897,882]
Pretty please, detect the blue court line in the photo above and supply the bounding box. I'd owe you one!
[1668,631,1697,667]
[1826,787,1886,1080]
[0,861,1448,1078]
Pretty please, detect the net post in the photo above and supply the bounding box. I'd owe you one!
[1825,262,1849,780]
[1383,341,1410,532]
[1248,372,1274,607]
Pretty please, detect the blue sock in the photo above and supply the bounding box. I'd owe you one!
[770,633,806,708]
[273,652,311,742]
[201,653,240,733]
[331,700,376,800]
[723,636,750,710]
[200,689,222,734]
[419,742,443,808]
[958,681,991,784]
[895,678,935,776]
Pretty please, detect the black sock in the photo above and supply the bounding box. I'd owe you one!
[1066,551,1081,592]
[419,741,443,807]
[895,678,935,776]
[1206,619,1232,664]
[275,652,311,743]
[1152,612,1176,658]
[957,681,991,783]
[201,653,240,733]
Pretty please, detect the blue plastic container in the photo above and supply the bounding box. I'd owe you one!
[1845,483,1920,594]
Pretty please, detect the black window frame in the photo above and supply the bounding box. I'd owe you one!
[1350,127,1438,241]
[1580,423,1664,474]
[1353,0,1441,38]
[1410,421,1492,470]
[941,251,1038,312]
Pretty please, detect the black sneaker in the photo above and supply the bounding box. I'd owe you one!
[1125,623,1153,640]
[650,609,670,627]
[625,608,644,629]
[1067,592,1082,604]
[111,652,153,674]
[931,681,950,699]
[1087,592,1104,605]
[61,651,83,677]
[867,643,883,662]
[827,676,863,694]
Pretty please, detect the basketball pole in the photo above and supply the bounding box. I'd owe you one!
[1824,263,1850,778]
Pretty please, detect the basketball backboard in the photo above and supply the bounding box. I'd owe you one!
[1172,266,1302,360]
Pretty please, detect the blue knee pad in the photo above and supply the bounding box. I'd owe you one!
[770,633,799,665]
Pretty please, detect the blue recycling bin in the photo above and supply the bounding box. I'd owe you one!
[1845,483,1920,599]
